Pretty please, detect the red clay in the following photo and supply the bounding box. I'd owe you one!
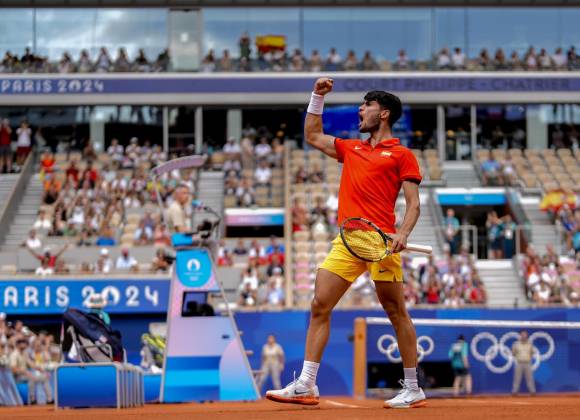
[0,395,578,420]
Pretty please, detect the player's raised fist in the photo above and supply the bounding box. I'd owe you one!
[314,78,334,96]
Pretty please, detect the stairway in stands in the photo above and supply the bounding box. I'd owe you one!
[443,161,482,188]
[476,260,526,307]
[397,193,443,256]
[0,173,43,252]
[0,174,19,211]
[520,195,561,254]
[192,171,225,229]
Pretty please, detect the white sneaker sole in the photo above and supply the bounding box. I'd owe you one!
[384,399,427,409]
[266,393,320,406]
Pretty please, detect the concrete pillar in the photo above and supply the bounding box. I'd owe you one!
[526,105,549,149]
[89,117,105,153]
[195,107,203,154]
[437,105,446,161]
[227,109,242,141]
[162,106,169,153]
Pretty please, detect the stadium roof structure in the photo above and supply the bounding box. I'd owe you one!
[0,0,579,7]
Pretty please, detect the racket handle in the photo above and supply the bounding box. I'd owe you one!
[405,243,433,254]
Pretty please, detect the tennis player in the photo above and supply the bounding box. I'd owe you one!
[266,78,426,409]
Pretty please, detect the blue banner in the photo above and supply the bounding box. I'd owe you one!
[1,75,579,95]
[236,308,580,396]
[0,279,169,314]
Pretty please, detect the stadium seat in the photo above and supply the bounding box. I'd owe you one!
[557,148,572,158]
[292,230,310,241]
[224,195,237,208]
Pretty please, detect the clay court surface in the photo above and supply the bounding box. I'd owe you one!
[0,395,578,420]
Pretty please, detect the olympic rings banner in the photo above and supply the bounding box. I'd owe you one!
[366,321,580,394]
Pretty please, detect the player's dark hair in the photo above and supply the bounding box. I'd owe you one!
[364,90,402,128]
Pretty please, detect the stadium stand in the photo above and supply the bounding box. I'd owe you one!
[519,245,580,306]
[218,128,286,209]
[0,139,199,275]
[477,147,580,191]
[3,44,579,73]
[0,316,60,405]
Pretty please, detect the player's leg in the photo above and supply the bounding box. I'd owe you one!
[523,363,536,394]
[304,269,351,362]
[465,373,473,395]
[453,374,461,396]
[512,362,523,394]
[374,280,426,409]
[266,268,351,405]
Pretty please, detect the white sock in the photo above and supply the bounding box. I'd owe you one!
[403,367,419,391]
[298,361,320,388]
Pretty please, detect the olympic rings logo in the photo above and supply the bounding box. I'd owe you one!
[470,331,555,374]
[377,334,434,363]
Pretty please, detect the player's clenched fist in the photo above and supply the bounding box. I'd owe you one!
[314,78,334,96]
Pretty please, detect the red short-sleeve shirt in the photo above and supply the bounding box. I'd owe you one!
[334,137,421,233]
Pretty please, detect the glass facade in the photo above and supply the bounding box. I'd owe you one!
[3,9,167,61]
[1,7,578,62]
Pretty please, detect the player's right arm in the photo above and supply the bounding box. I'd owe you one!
[304,77,338,159]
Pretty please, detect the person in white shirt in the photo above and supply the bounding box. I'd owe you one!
[115,248,138,271]
[240,266,259,291]
[451,47,466,70]
[33,210,52,232]
[16,121,32,165]
[95,248,113,274]
[254,137,272,159]
[254,160,272,186]
[326,190,339,212]
[396,49,410,70]
[326,47,342,68]
[107,138,124,163]
[551,47,567,70]
[223,137,242,172]
[166,185,192,233]
[538,48,552,70]
[437,48,451,69]
[150,144,167,166]
[125,137,141,167]
[22,229,42,250]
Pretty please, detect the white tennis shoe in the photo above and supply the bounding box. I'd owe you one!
[384,380,427,409]
[265,378,320,406]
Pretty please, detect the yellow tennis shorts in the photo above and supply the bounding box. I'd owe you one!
[319,235,403,282]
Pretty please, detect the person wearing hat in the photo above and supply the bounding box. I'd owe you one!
[85,293,110,326]
[449,334,472,396]
[95,248,113,274]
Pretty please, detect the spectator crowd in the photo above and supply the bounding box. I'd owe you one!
[520,245,580,306]
[200,42,580,72]
[347,249,487,308]
[0,314,59,405]
[24,136,198,275]
[1,47,170,74]
[3,41,579,74]
[216,236,286,309]
[221,124,286,208]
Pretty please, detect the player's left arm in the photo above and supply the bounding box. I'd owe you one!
[391,180,420,253]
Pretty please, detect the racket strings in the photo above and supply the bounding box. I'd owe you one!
[341,219,390,261]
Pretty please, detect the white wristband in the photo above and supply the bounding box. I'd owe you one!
[307,92,324,115]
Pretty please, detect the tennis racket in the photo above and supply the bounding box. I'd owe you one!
[339,217,432,262]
